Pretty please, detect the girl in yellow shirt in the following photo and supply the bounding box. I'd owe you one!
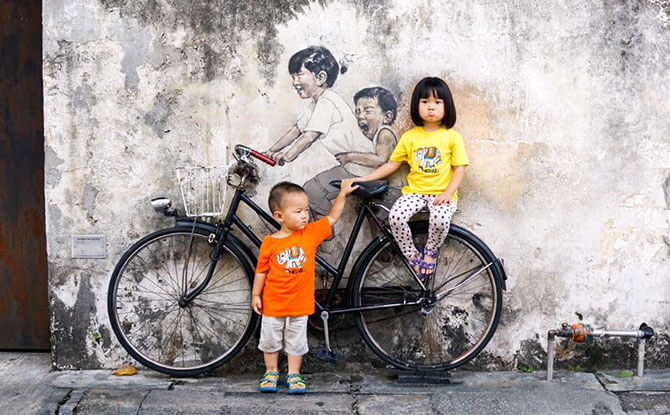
[352,77,469,280]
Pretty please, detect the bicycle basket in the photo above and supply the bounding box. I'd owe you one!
[176,166,228,217]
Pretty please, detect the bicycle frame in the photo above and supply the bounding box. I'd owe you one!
[182,185,428,315]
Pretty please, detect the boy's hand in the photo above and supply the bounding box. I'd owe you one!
[433,192,454,206]
[339,178,358,196]
[251,295,262,314]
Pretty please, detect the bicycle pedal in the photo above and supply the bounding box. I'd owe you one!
[317,347,338,364]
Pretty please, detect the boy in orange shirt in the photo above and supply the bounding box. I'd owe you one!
[251,179,357,394]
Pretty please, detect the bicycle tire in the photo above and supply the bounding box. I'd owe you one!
[352,221,503,371]
[108,227,258,376]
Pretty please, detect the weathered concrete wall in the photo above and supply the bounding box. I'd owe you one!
[44,0,670,370]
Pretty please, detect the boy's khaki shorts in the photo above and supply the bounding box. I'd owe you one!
[258,315,309,356]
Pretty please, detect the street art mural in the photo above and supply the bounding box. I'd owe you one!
[265,46,403,253]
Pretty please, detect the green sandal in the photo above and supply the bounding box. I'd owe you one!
[258,371,279,393]
[286,373,307,395]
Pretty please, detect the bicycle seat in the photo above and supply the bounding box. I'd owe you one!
[329,180,388,199]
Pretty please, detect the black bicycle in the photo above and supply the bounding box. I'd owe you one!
[107,144,507,376]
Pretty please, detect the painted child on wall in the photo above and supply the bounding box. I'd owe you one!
[266,47,401,254]
[299,86,402,220]
[266,45,372,187]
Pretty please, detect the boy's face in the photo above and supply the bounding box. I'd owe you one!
[355,97,390,139]
[291,66,325,99]
[274,191,310,232]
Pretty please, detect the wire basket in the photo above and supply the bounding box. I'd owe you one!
[176,167,229,217]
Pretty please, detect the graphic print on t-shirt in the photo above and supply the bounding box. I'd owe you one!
[414,147,442,174]
[276,246,306,274]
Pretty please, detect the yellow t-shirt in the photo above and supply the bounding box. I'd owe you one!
[389,126,469,200]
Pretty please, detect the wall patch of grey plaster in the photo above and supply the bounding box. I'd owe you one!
[98,0,323,85]
[73,80,97,112]
[51,272,101,368]
[83,184,99,213]
[107,20,152,90]
[45,146,64,187]
[144,94,172,138]
[663,175,670,209]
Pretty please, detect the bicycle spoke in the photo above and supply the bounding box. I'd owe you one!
[355,226,501,371]
[144,243,183,296]
[194,303,247,328]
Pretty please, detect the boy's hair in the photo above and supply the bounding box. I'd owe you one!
[288,46,340,88]
[410,77,457,128]
[268,182,307,213]
[354,87,398,123]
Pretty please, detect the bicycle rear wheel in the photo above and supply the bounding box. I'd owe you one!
[352,221,503,371]
[108,227,257,376]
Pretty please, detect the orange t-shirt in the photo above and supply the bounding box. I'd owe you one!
[255,217,331,317]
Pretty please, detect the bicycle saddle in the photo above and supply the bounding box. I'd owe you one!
[329,180,388,199]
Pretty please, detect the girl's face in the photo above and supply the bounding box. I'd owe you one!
[418,93,445,127]
[291,66,326,99]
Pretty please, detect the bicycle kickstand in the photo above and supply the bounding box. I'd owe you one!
[317,311,338,364]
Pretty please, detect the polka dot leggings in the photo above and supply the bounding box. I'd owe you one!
[388,193,458,261]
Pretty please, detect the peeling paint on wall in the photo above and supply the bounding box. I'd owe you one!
[44,0,670,370]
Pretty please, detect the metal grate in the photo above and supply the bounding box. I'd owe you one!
[176,167,228,217]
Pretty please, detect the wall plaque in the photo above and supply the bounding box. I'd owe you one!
[71,235,107,259]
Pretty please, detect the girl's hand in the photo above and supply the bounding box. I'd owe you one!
[273,152,287,165]
[433,192,454,206]
[251,295,262,314]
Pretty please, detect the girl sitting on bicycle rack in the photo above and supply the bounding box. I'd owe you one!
[251,179,357,394]
[352,77,469,280]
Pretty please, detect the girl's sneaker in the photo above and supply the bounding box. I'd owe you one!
[258,371,280,393]
[286,373,307,395]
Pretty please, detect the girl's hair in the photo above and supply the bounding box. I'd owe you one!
[288,46,342,88]
[410,77,457,128]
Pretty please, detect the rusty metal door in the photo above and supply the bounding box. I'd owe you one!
[0,0,50,350]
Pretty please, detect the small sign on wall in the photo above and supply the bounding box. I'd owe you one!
[71,235,107,259]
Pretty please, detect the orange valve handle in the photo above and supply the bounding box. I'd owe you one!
[571,323,593,343]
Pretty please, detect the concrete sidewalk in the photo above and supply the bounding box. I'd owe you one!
[2,352,669,415]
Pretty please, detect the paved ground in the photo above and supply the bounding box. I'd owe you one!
[2,352,670,414]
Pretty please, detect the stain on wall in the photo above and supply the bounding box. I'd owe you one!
[44,0,670,370]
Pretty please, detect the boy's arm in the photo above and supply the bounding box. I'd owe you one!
[326,178,358,225]
[251,272,267,314]
[267,124,301,156]
[433,165,467,205]
[336,151,386,168]
[335,129,396,167]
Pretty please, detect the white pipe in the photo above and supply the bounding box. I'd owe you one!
[637,339,646,377]
[547,337,555,381]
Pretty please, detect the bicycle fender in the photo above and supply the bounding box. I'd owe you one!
[449,224,507,291]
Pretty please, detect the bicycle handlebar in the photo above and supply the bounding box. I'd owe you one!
[234,144,280,166]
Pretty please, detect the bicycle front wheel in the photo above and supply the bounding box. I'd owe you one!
[353,221,503,371]
[108,227,257,376]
